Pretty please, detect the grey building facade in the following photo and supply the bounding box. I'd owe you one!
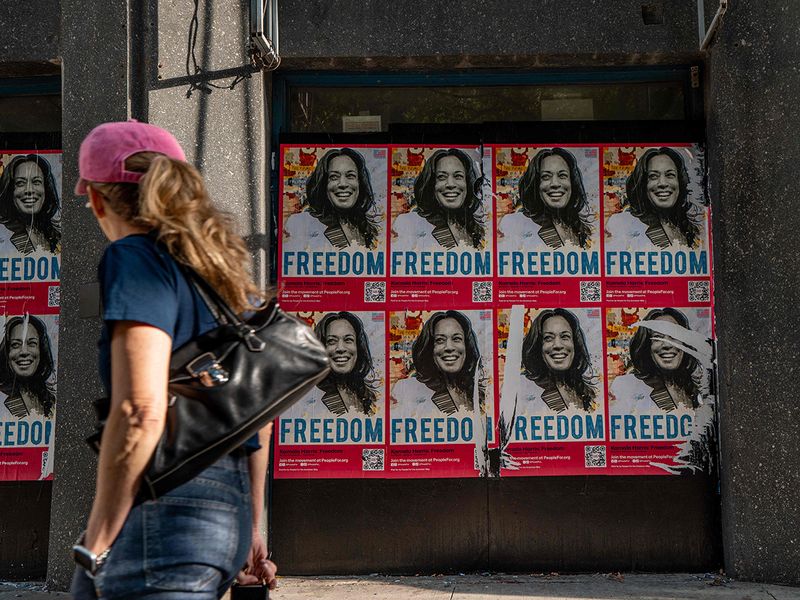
[0,0,798,589]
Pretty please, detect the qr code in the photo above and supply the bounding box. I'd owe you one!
[584,445,607,468]
[688,280,710,303]
[40,451,49,478]
[47,285,60,307]
[362,449,384,471]
[580,280,601,302]
[472,281,492,303]
[364,281,385,303]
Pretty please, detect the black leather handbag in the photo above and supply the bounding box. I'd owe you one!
[88,269,330,502]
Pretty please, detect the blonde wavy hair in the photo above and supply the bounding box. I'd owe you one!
[88,152,266,313]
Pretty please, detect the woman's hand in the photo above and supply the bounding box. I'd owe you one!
[236,530,277,589]
[236,423,277,588]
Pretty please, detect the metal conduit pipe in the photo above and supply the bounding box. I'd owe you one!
[250,0,280,69]
[701,0,729,51]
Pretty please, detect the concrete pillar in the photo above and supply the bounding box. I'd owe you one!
[48,0,267,589]
[707,1,800,584]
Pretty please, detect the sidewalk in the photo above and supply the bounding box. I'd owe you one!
[3,573,800,600]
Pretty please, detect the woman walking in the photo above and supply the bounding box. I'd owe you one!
[70,120,276,598]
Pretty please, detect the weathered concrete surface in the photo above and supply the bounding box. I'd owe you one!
[278,0,700,63]
[145,0,269,282]
[0,0,60,65]
[5,574,800,600]
[706,0,800,585]
[50,0,267,591]
[262,574,800,600]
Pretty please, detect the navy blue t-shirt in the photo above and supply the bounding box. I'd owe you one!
[98,233,259,450]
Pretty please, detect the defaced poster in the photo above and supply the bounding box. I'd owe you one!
[0,151,62,481]
[275,142,716,479]
[389,309,495,478]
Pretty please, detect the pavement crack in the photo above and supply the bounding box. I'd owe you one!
[449,586,455,600]
[765,589,778,600]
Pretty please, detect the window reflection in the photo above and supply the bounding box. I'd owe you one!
[288,83,684,133]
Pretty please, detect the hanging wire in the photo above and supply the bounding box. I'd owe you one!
[185,0,253,98]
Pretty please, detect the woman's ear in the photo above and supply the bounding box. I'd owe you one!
[86,186,107,219]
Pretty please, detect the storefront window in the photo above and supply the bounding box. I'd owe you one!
[288,82,684,133]
[0,95,61,133]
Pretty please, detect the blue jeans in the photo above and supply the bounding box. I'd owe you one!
[71,453,252,599]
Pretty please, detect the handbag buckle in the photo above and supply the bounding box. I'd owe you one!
[239,326,266,352]
[186,353,229,387]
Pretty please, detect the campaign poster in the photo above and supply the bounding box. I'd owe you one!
[389,146,493,307]
[279,145,388,309]
[603,145,711,305]
[497,306,606,475]
[274,310,386,478]
[606,306,716,474]
[0,312,58,480]
[0,152,62,285]
[0,151,61,481]
[388,309,495,478]
[493,146,601,306]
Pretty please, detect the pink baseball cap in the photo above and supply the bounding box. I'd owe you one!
[74,119,187,195]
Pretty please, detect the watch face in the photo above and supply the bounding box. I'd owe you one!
[72,545,95,573]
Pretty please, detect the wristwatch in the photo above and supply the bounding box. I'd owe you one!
[72,534,111,577]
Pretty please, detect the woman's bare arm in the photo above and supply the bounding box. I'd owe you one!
[248,424,272,532]
[83,321,172,554]
[237,424,277,587]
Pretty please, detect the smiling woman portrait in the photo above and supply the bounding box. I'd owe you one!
[606,147,702,250]
[280,311,382,422]
[0,154,61,255]
[0,315,56,420]
[392,148,485,251]
[610,307,701,415]
[511,148,593,250]
[610,308,702,413]
[392,310,486,417]
[284,147,380,251]
[313,311,379,416]
[519,308,597,413]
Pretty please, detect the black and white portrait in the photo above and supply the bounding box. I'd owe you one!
[0,315,57,420]
[392,148,487,252]
[606,147,705,251]
[0,154,62,255]
[283,310,384,422]
[283,148,384,252]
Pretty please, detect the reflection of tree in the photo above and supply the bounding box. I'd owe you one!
[289,83,684,132]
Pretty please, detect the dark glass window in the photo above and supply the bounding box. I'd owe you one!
[0,94,61,133]
[288,82,684,133]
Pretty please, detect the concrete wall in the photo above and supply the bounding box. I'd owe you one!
[47,0,267,589]
[277,0,700,67]
[0,0,60,76]
[707,1,800,585]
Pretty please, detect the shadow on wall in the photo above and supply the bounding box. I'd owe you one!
[140,0,269,268]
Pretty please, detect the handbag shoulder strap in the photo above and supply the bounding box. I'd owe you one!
[179,265,242,326]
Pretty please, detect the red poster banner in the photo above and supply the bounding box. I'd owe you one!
[0,151,62,481]
[274,143,716,479]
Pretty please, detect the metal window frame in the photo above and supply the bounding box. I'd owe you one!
[0,76,60,97]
